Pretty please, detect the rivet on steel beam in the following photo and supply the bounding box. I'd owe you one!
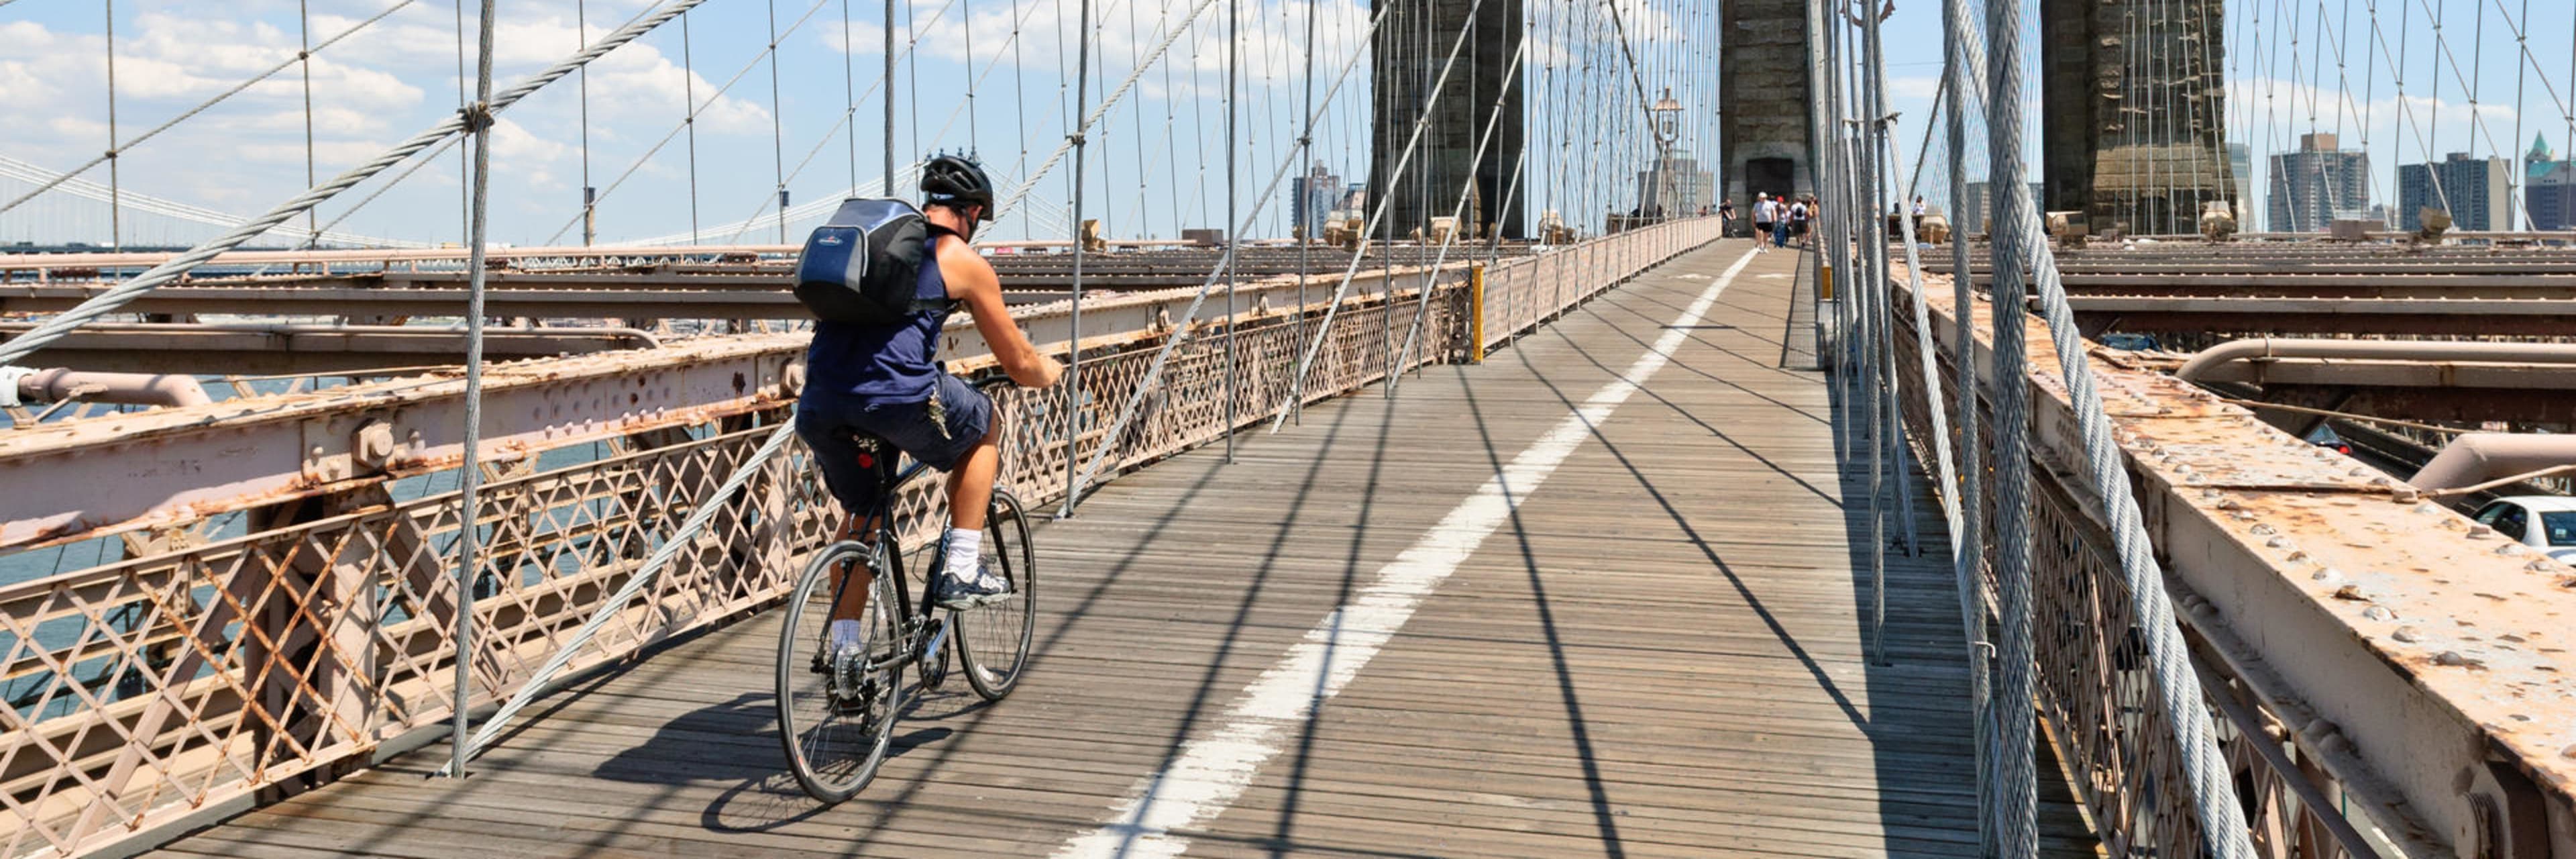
[2391,487,2422,503]
[2495,544,2524,557]
[2312,567,2344,583]
[2392,626,2423,643]
[2363,605,2396,621]
[2467,523,2494,539]
[2434,651,2477,667]
[2250,523,2277,536]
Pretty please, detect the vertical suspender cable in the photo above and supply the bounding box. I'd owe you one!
[455,0,470,243]
[1870,0,1923,563]
[769,0,790,243]
[580,0,598,246]
[1806,0,1835,370]
[1293,0,1316,426]
[299,0,318,248]
[843,0,857,192]
[1223,0,1238,461]
[1059,0,1093,518]
[104,0,120,252]
[886,0,898,184]
[684,10,702,244]
[2510,0,2528,229]
[1939,0,1994,841]
[1982,0,2038,847]
[449,0,500,780]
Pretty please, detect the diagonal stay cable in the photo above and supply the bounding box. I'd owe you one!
[995,0,1226,217]
[1967,0,2257,850]
[717,0,1008,243]
[444,422,800,771]
[1061,1,1394,508]
[0,0,421,217]
[1264,0,1497,434]
[0,154,427,248]
[1389,38,1532,383]
[541,0,839,246]
[0,0,714,369]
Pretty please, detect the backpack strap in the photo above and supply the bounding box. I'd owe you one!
[913,225,967,314]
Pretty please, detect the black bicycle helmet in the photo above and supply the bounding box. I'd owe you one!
[919,154,998,221]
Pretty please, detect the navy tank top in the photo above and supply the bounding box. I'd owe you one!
[804,233,956,404]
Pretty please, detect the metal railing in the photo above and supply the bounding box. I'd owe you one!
[1880,266,2575,858]
[0,217,1717,858]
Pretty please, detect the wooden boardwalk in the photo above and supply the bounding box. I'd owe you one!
[148,240,2095,858]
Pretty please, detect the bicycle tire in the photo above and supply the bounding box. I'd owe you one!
[775,538,905,803]
[955,488,1037,701]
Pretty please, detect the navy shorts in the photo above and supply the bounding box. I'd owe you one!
[796,374,994,511]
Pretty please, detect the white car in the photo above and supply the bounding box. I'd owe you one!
[2470,496,2576,563]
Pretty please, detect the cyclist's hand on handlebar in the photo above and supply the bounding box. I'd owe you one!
[1019,355,1064,389]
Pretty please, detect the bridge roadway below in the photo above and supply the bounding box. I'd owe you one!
[145,241,2095,858]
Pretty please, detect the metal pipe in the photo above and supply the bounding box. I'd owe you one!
[2406,432,2576,492]
[9,368,213,407]
[2176,336,2576,382]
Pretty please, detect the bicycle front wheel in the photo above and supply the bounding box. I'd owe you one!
[775,539,905,803]
[955,489,1037,701]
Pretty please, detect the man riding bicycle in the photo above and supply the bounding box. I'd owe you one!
[796,154,1063,666]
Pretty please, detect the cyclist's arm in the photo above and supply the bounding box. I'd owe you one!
[942,242,1064,388]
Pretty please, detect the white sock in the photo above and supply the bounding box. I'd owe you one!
[944,527,983,580]
[828,619,861,650]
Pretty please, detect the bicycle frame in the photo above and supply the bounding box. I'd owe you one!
[819,455,952,676]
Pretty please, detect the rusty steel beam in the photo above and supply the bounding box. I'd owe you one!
[0,332,806,548]
[2069,295,2576,337]
[0,323,661,374]
[1900,267,2576,857]
[0,263,1464,549]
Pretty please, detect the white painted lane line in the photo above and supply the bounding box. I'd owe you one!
[1053,248,1764,859]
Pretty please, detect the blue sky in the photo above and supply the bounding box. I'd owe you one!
[2,0,2567,244]
[0,0,1715,247]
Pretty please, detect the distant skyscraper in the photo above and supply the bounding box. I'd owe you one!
[1636,148,1715,217]
[2267,133,2371,232]
[1291,162,1342,238]
[2525,134,2576,231]
[2398,152,2511,231]
[2228,143,2253,218]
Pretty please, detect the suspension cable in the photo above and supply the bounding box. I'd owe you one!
[0,0,720,368]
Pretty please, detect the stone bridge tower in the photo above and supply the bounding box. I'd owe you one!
[2041,0,2235,235]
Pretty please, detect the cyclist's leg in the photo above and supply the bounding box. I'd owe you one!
[944,421,1002,532]
[796,401,881,623]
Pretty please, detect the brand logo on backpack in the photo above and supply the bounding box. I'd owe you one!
[794,198,950,325]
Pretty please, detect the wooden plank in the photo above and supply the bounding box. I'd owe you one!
[145,240,2099,858]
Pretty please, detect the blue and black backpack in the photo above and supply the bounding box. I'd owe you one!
[794,198,951,325]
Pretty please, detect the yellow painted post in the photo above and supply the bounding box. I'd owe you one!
[1469,264,1487,363]
[1818,263,1836,301]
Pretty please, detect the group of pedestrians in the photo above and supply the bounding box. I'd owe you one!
[1720,192,1815,252]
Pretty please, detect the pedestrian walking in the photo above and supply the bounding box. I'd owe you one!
[1752,193,1776,252]
[1790,198,1813,248]
[1719,199,1737,236]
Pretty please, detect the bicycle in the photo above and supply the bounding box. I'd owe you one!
[773,390,1038,803]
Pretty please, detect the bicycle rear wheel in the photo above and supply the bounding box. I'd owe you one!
[775,539,905,803]
[955,489,1036,701]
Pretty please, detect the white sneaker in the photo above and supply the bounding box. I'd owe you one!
[933,564,1013,609]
